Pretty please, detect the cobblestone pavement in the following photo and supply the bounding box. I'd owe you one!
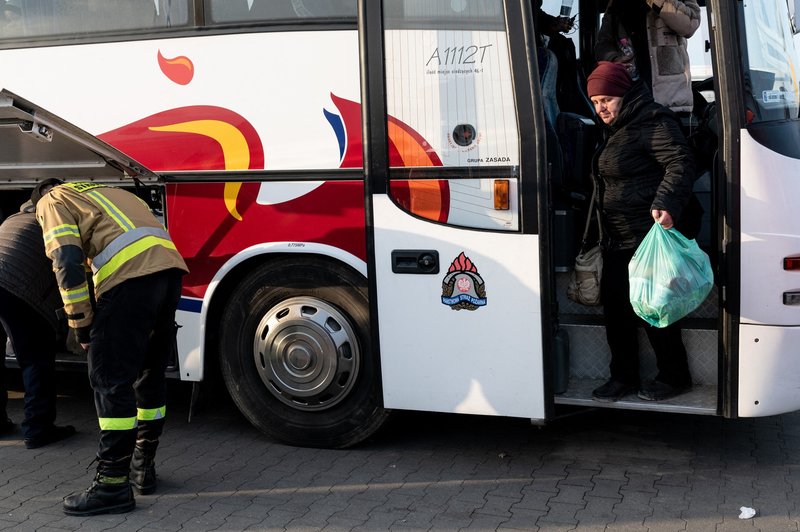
[1,370,799,532]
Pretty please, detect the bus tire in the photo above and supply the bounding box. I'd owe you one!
[218,256,388,448]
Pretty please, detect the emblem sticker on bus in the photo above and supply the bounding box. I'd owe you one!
[441,252,487,311]
[452,124,476,147]
[448,123,482,152]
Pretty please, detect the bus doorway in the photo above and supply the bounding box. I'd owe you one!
[544,0,720,415]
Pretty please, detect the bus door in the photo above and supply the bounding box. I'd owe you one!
[362,1,549,420]
[711,0,800,417]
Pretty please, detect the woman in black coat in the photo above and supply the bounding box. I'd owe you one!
[587,60,695,402]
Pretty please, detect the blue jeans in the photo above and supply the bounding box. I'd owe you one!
[0,289,59,439]
[1,328,8,420]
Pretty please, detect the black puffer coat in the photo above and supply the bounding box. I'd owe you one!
[593,81,695,250]
[0,202,62,332]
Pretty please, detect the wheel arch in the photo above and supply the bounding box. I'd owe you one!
[212,249,387,447]
[198,243,368,382]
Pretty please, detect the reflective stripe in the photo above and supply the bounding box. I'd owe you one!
[137,406,166,421]
[60,285,90,303]
[98,416,137,431]
[43,223,80,245]
[91,227,173,274]
[65,182,105,193]
[86,189,135,232]
[98,476,128,484]
[93,236,178,285]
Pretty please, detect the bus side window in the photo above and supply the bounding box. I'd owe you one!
[208,0,355,24]
[0,0,188,40]
[0,1,21,34]
[209,0,294,21]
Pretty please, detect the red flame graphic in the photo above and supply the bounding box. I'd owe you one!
[98,106,263,172]
[158,50,194,85]
[448,252,478,274]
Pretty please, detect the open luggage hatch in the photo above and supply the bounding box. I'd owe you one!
[0,88,162,371]
[0,88,157,186]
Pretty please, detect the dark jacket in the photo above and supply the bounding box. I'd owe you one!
[593,81,696,250]
[0,202,62,332]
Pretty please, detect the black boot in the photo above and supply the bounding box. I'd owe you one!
[24,424,76,449]
[63,474,135,516]
[130,441,158,495]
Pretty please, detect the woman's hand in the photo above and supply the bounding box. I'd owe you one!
[652,209,674,229]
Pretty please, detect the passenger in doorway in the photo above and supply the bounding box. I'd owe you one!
[0,201,76,447]
[32,179,188,516]
[534,0,574,44]
[587,61,696,402]
[595,0,700,113]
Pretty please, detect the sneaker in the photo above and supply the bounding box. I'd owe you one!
[1,417,14,436]
[637,380,691,401]
[591,379,634,402]
[24,425,76,449]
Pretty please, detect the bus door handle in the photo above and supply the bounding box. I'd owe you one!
[391,250,439,274]
[783,291,800,305]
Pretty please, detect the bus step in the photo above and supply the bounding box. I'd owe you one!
[555,378,718,415]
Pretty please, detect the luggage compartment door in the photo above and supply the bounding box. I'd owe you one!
[0,89,157,184]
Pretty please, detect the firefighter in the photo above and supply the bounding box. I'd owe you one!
[31,179,188,516]
[0,201,75,448]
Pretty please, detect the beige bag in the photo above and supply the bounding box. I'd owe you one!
[567,186,603,306]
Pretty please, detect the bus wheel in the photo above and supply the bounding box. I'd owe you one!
[219,257,388,448]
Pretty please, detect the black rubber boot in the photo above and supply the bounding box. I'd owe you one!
[63,474,135,516]
[130,441,158,495]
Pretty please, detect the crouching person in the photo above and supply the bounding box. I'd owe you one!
[0,201,75,449]
[32,179,188,516]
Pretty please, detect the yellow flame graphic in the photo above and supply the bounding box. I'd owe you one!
[149,120,250,220]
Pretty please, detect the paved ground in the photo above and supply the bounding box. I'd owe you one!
[1,370,799,532]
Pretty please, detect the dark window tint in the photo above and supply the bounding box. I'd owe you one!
[0,0,188,40]
[383,0,504,30]
[207,0,356,24]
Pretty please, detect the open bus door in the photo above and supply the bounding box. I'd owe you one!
[707,0,800,418]
[360,1,552,422]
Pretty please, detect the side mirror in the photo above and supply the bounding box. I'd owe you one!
[792,0,800,34]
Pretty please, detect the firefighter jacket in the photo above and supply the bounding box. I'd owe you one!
[35,183,188,330]
[0,202,62,332]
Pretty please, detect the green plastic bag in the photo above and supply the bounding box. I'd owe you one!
[629,223,713,328]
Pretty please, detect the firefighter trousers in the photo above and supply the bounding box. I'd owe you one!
[87,269,182,477]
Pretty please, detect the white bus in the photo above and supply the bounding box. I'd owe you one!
[1,0,799,448]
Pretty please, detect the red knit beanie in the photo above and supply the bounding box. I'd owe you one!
[587,61,632,98]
